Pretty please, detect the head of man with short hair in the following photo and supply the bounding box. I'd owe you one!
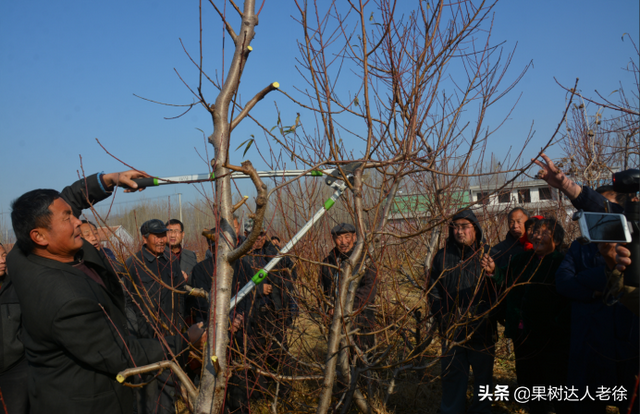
[331,223,357,254]
[141,219,169,255]
[165,219,185,252]
[11,189,83,262]
[80,220,101,249]
[595,185,626,206]
[507,207,529,240]
[451,218,477,247]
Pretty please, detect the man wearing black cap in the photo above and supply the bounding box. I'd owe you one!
[125,219,188,414]
[319,223,377,348]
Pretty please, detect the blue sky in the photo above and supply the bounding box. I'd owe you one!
[1,1,638,238]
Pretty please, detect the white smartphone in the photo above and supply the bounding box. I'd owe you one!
[574,211,632,244]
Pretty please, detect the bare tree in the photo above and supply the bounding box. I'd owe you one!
[111,0,547,412]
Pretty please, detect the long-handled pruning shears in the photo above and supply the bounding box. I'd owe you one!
[228,163,360,311]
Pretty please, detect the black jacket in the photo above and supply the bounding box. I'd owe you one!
[125,247,185,339]
[7,174,185,414]
[188,253,216,324]
[428,209,496,344]
[319,247,377,313]
[234,242,296,330]
[168,247,197,277]
[490,231,525,269]
[0,276,24,373]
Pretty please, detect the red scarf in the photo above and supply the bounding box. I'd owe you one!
[520,215,544,251]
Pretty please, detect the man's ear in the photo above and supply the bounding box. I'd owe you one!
[30,228,49,248]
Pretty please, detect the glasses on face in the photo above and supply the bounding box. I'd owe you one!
[450,223,472,231]
[532,229,552,238]
[167,229,182,234]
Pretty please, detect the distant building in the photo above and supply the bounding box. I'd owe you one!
[389,178,573,224]
[468,178,573,216]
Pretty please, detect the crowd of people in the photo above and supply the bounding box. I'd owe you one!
[0,154,637,414]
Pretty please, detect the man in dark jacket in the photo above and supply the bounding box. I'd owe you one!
[319,223,377,348]
[0,243,28,414]
[7,172,202,414]
[228,230,296,412]
[125,219,188,414]
[556,188,638,414]
[428,209,496,414]
[166,219,198,277]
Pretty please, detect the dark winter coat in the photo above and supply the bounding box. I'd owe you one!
[188,253,216,324]
[491,231,526,270]
[556,240,639,392]
[428,209,496,344]
[319,247,377,313]
[7,174,185,414]
[0,276,24,373]
[492,250,569,347]
[171,247,197,277]
[234,242,297,331]
[125,247,185,339]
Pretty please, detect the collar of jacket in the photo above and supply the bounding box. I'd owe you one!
[142,245,169,263]
[331,247,353,262]
[25,242,109,283]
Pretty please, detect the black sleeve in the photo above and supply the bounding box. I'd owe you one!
[572,185,624,213]
[189,260,214,324]
[59,173,112,218]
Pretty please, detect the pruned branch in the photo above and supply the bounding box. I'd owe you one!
[230,82,280,131]
[116,360,197,403]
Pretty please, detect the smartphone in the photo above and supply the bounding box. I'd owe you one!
[573,211,633,244]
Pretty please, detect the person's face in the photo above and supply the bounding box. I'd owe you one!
[333,232,356,254]
[34,198,84,260]
[144,232,167,255]
[271,238,281,249]
[601,191,618,204]
[451,218,476,247]
[233,218,240,235]
[253,233,267,250]
[0,245,7,277]
[166,224,184,247]
[80,223,100,249]
[532,225,556,256]
[508,210,527,239]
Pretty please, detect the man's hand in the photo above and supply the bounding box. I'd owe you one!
[532,153,582,200]
[182,271,189,282]
[230,314,243,334]
[263,283,272,295]
[187,322,205,347]
[480,254,496,274]
[102,170,149,193]
[615,243,632,273]
[598,242,617,270]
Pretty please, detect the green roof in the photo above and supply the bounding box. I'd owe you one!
[391,191,471,214]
